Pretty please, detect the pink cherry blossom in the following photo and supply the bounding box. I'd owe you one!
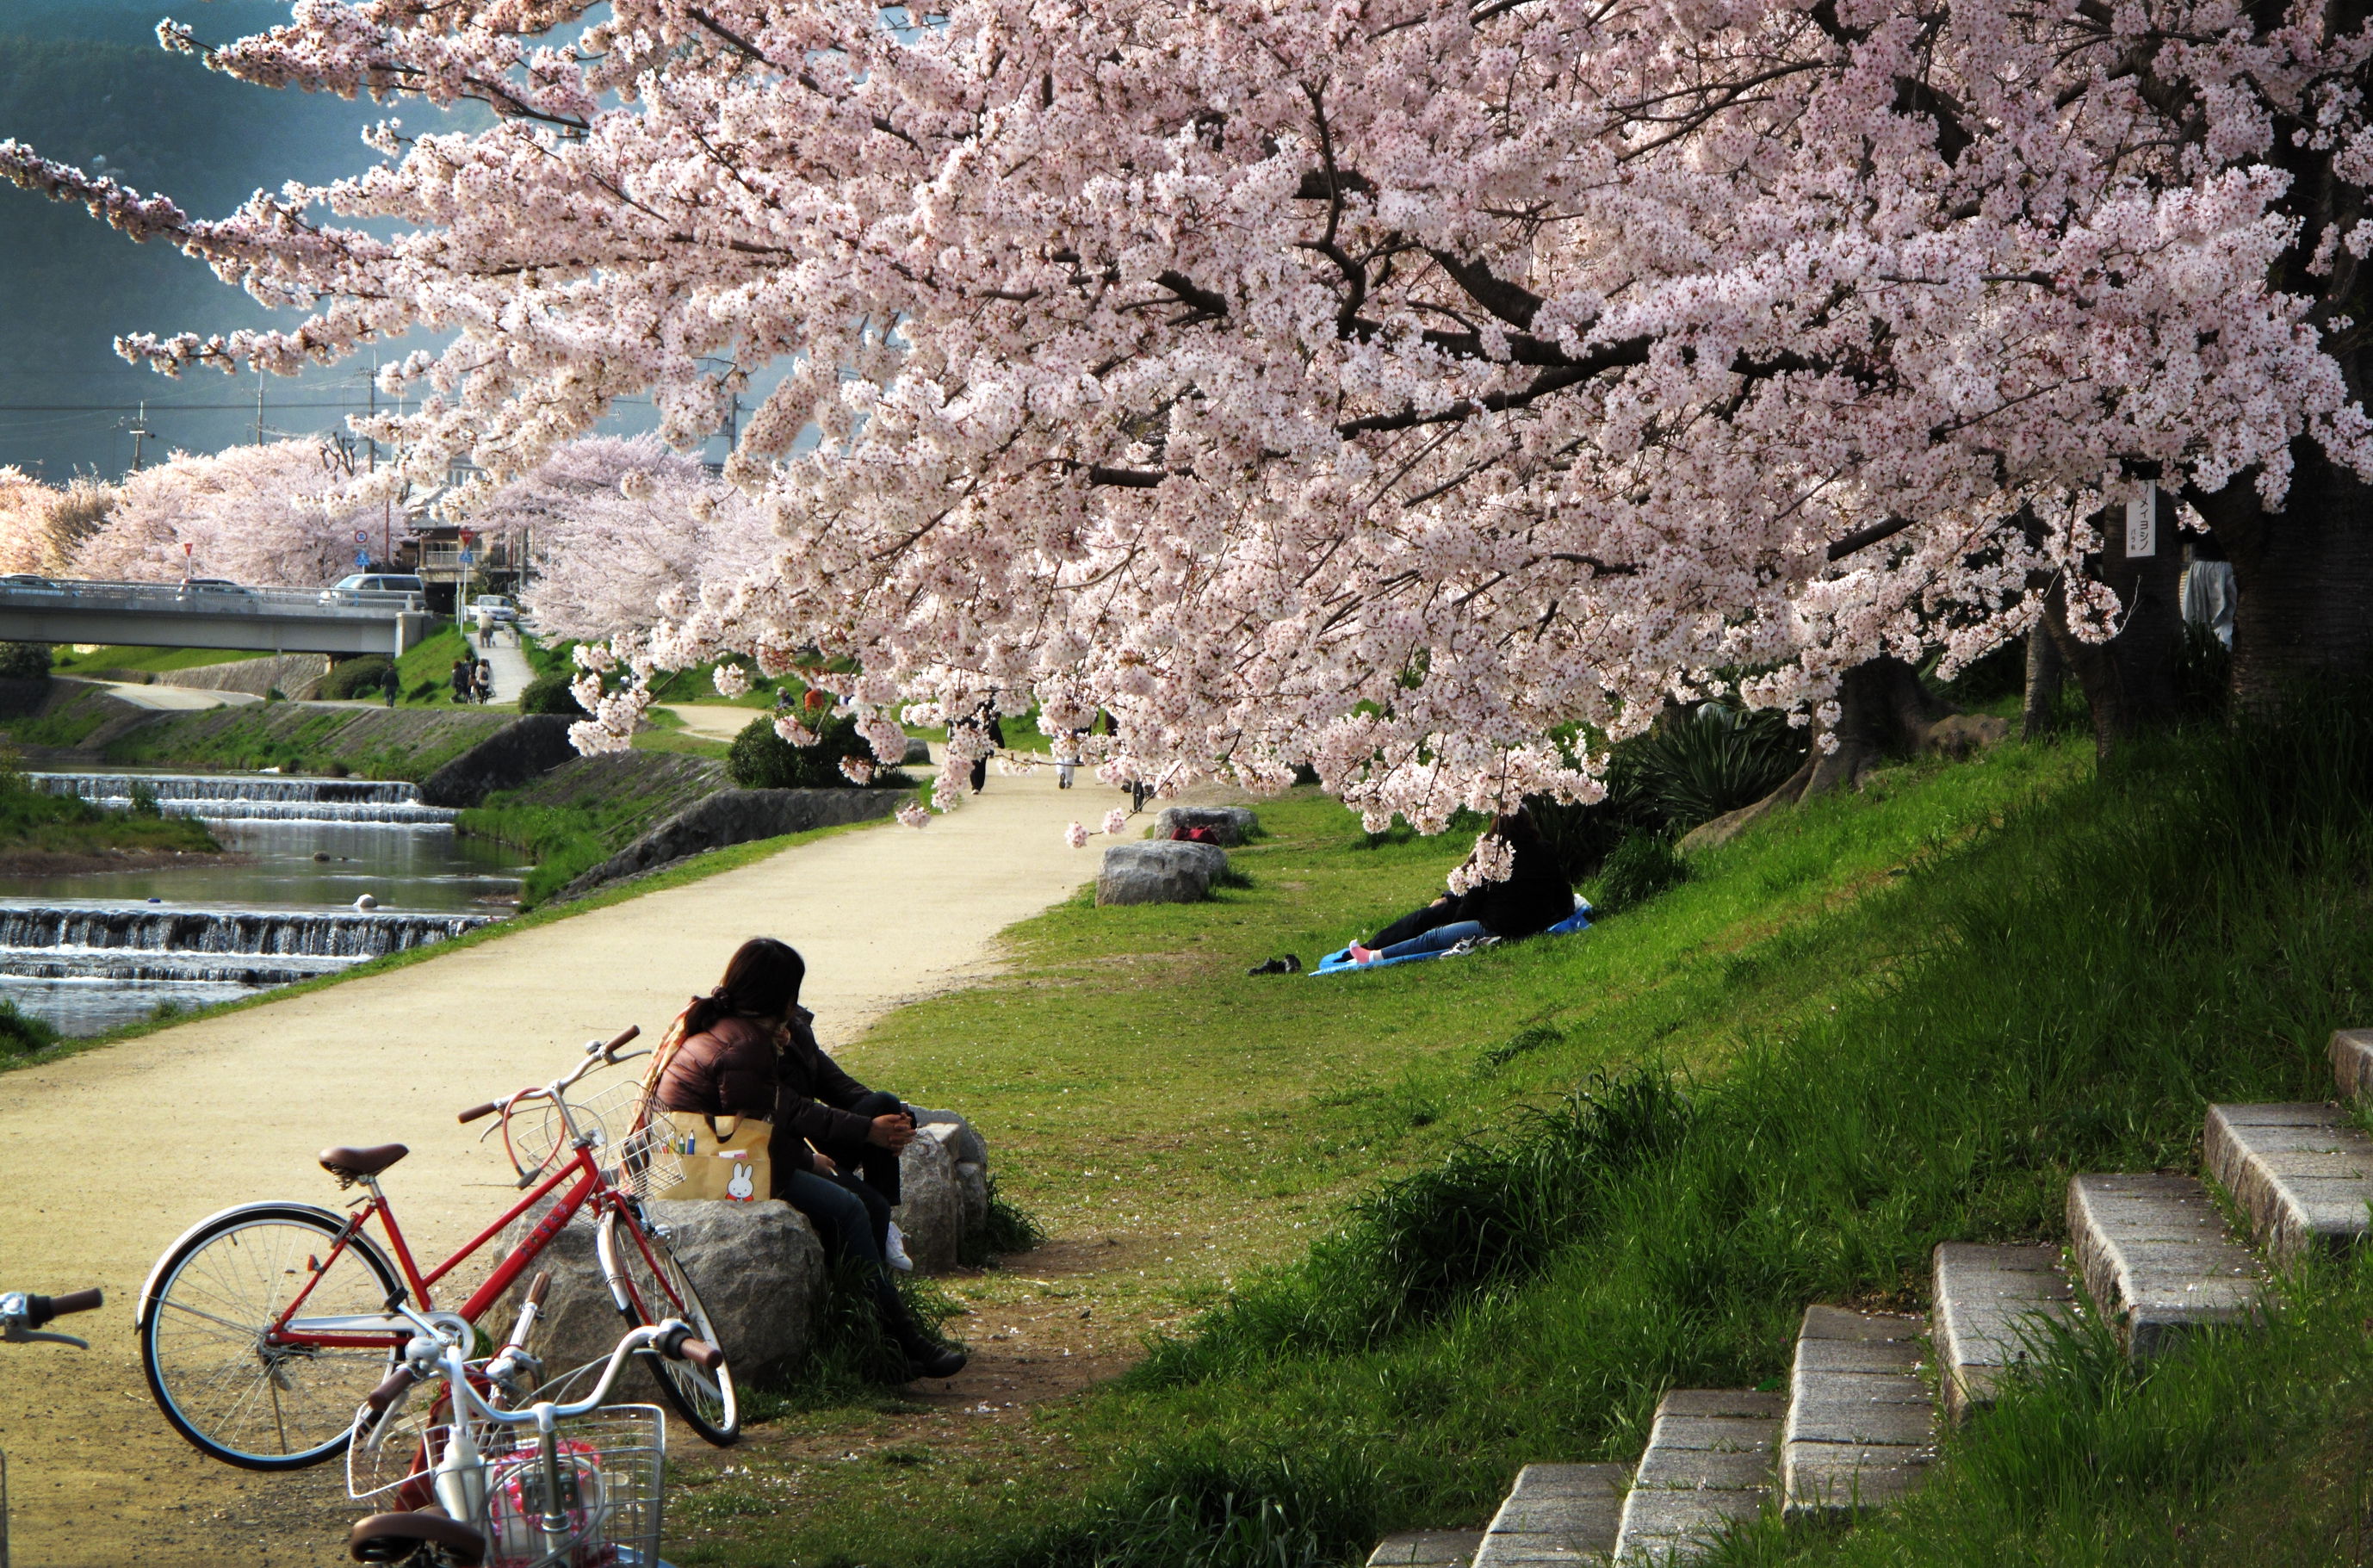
[1447,834,1515,896]
[4,0,2368,824]
[1065,821,1091,849]
[896,802,931,829]
[72,441,396,586]
[1103,809,1129,837]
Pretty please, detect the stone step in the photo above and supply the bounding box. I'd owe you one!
[2203,1102,2373,1261]
[2066,1173,2263,1357]
[1472,1463,1632,1568]
[1369,1532,1484,1568]
[2330,1028,2373,1102]
[1780,1306,1933,1518]
[1612,1390,1781,1565]
[1930,1243,2074,1421]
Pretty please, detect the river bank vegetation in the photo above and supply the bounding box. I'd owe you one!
[0,759,215,870]
[666,694,2373,1568]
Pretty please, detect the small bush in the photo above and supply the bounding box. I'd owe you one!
[0,999,59,1057]
[518,672,587,716]
[983,1175,1047,1257]
[1632,703,1806,828]
[728,713,910,790]
[0,642,52,679]
[1590,833,1689,912]
[321,655,395,701]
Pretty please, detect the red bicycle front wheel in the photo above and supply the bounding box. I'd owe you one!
[597,1209,739,1445]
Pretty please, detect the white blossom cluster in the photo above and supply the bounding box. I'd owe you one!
[7,0,2371,823]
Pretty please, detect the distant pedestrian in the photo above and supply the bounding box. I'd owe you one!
[477,605,495,648]
[449,658,473,703]
[474,659,495,703]
[1054,729,1081,790]
[381,666,400,709]
[965,699,1005,793]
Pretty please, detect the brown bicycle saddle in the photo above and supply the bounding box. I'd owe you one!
[349,1510,486,1565]
[319,1143,410,1181]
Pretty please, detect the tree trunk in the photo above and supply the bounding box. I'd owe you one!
[2022,625,2064,740]
[2043,491,2185,755]
[2189,443,2373,710]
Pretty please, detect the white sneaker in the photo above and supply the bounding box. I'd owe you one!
[884,1222,915,1273]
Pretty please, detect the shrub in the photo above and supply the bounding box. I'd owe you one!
[517,672,587,716]
[1589,833,1689,912]
[0,642,53,679]
[321,655,395,700]
[1631,703,1806,828]
[0,999,59,1057]
[728,713,909,790]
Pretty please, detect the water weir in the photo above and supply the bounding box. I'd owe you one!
[28,772,456,827]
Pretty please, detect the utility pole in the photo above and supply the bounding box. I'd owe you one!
[127,401,152,473]
[254,372,264,446]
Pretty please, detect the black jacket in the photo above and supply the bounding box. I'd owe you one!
[1453,837,1575,939]
[653,1007,879,1191]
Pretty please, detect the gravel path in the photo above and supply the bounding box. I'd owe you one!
[0,765,1106,1566]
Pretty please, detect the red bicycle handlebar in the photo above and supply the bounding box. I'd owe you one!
[457,1100,500,1125]
[602,1024,641,1059]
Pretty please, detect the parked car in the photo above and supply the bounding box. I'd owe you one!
[178,577,252,594]
[468,594,518,623]
[0,574,55,589]
[322,573,427,603]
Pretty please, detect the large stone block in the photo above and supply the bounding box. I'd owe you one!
[561,787,901,896]
[1098,839,1229,905]
[494,1199,824,1384]
[418,714,581,808]
[910,1106,990,1255]
[1149,805,1260,846]
[896,1125,965,1274]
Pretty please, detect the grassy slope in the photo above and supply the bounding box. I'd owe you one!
[678,701,2373,1568]
[101,702,511,778]
[458,752,728,905]
[49,645,273,676]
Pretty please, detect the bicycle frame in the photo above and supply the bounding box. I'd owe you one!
[263,1048,678,1356]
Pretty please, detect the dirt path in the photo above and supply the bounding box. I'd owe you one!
[0,767,1106,1566]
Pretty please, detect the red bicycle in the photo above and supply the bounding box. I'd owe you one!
[134,1026,738,1471]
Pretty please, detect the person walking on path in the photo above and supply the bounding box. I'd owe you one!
[381,664,400,709]
[965,700,1006,794]
[650,937,968,1379]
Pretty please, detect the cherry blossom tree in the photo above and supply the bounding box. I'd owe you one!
[6,0,2372,824]
[468,436,777,643]
[0,469,117,576]
[71,439,398,586]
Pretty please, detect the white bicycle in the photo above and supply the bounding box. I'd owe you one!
[1,1286,102,1568]
[344,1271,713,1567]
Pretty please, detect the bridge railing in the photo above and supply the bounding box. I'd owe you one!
[0,579,425,617]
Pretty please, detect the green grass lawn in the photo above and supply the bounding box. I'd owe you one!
[666,694,2373,1568]
[49,644,273,677]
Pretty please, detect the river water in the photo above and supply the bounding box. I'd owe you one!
[0,772,522,1035]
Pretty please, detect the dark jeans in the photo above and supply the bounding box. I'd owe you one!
[781,1168,904,1325]
[813,1088,905,1207]
[1369,898,1466,949]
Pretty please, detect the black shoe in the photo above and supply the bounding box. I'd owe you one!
[1247,955,1303,976]
[907,1342,969,1379]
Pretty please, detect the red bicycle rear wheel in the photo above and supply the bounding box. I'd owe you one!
[597,1208,739,1445]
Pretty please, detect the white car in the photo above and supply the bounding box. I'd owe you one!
[469,595,519,623]
[322,573,427,604]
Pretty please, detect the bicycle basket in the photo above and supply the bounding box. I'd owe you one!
[352,1406,666,1568]
[505,1080,682,1199]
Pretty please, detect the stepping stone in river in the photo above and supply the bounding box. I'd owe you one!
[1780,1306,1933,1518]
[1930,1242,2074,1421]
[1613,1390,1781,1565]
[2066,1173,2263,1358]
[2203,1102,2373,1261]
[1473,1463,1630,1568]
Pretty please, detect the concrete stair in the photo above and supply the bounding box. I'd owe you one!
[2204,1101,2373,1261]
[1472,1464,1630,1568]
[1365,1028,2373,1566]
[1780,1307,1932,1517]
[1930,1243,2073,1420]
[2067,1172,2263,1357]
[1368,1532,1484,1568]
[1612,1390,1782,1565]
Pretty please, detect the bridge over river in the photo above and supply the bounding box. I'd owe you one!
[0,577,436,655]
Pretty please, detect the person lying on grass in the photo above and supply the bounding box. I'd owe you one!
[649,935,969,1379]
[1348,808,1577,965]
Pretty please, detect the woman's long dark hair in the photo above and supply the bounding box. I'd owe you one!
[682,937,806,1038]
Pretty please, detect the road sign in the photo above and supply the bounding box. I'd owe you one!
[355,550,370,567]
[458,549,476,567]
[354,529,369,544]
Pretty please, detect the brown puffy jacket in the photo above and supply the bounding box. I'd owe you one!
[651,1008,878,1192]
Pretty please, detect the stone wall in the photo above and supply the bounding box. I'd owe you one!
[557,786,903,899]
[156,653,331,700]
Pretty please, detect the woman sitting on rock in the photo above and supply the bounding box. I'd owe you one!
[651,936,968,1379]
[1348,808,1576,964]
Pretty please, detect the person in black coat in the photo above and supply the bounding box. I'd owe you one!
[1351,808,1575,964]
[965,700,1006,792]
